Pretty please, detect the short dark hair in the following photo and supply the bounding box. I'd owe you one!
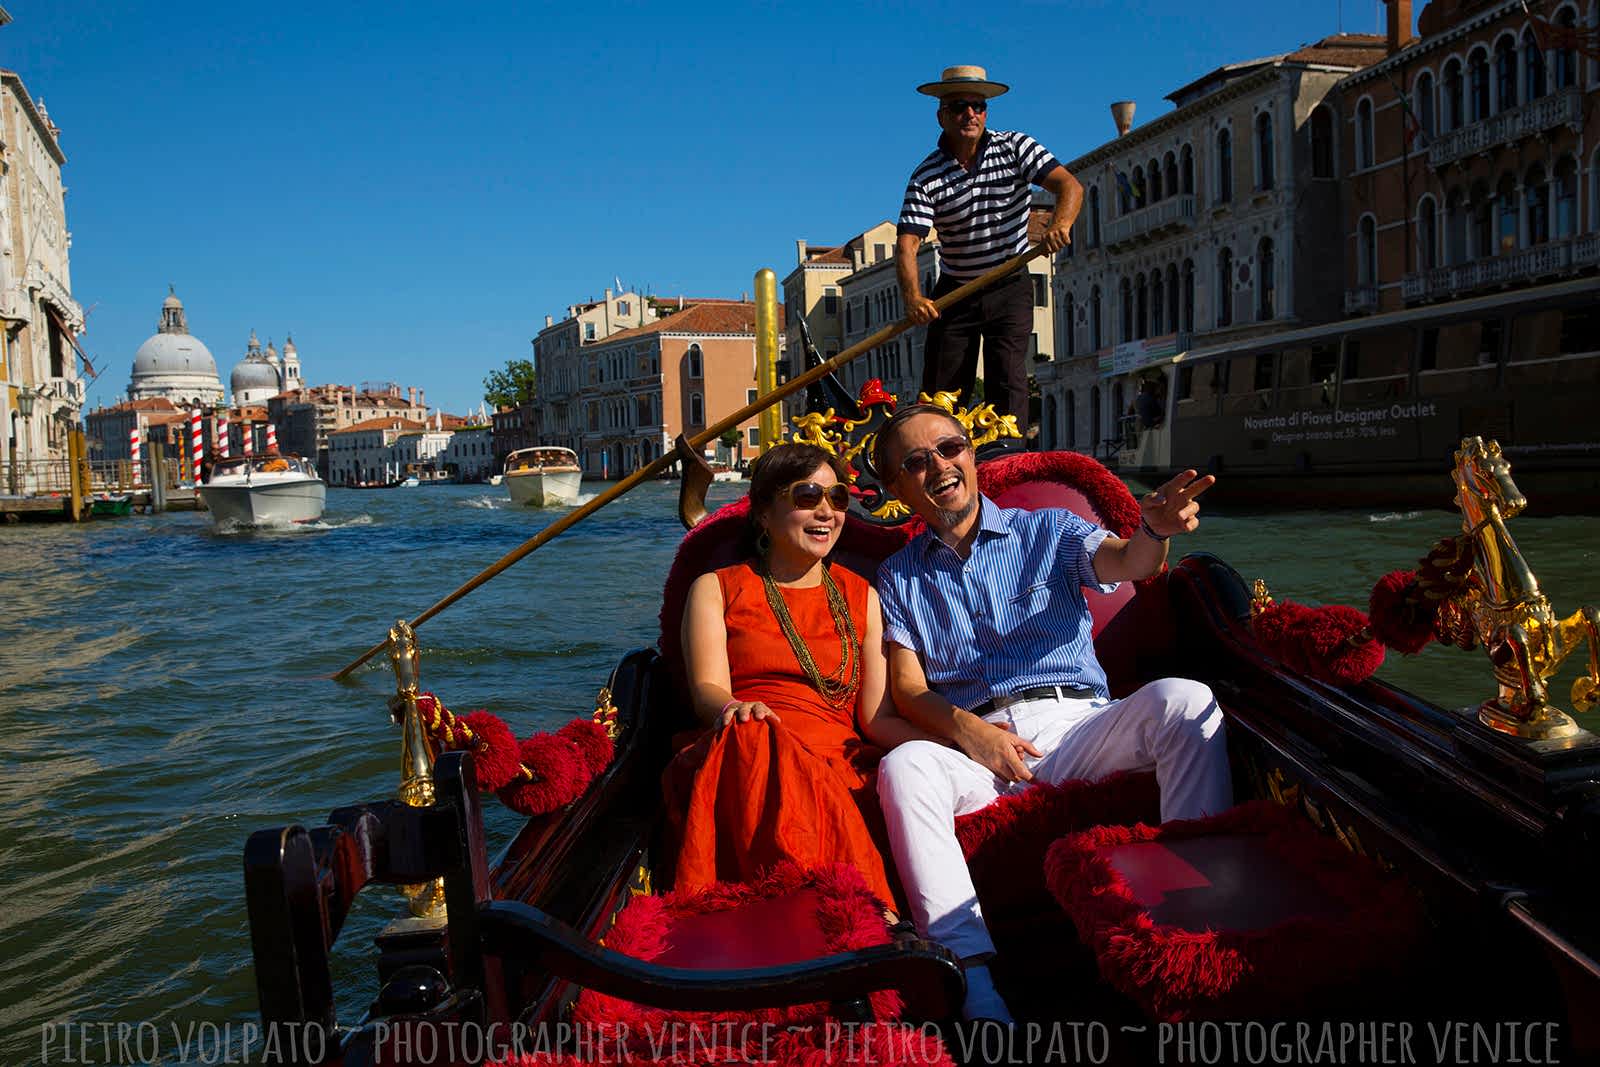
[748,442,851,518]
[872,403,969,478]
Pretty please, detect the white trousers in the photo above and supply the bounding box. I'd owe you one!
[876,677,1232,960]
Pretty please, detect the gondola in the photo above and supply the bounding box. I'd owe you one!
[243,262,1600,1066]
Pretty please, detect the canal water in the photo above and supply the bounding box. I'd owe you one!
[1,478,1596,1062]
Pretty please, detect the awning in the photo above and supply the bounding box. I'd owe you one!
[42,300,98,381]
[1173,275,1600,369]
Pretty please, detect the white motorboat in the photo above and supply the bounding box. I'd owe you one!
[200,454,326,526]
[503,446,582,507]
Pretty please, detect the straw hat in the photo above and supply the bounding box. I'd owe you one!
[917,65,1009,100]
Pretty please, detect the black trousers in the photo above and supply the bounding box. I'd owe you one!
[919,269,1033,423]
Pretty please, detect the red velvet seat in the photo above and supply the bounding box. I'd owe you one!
[566,862,909,1060]
[1044,801,1427,1021]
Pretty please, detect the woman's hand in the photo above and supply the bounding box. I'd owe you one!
[717,700,780,732]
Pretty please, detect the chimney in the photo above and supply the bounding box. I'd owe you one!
[418,389,425,408]
[1111,101,1136,137]
[545,315,553,328]
[409,386,416,406]
[604,288,614,301]
[1385,0,1414,53]
[796,239,808,263]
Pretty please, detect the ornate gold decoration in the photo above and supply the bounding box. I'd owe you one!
[1249,578,1274,617]
[387,619,447,919]
[786,384,1021,526]
[593,686,620,741]
[1448,437,1599,740]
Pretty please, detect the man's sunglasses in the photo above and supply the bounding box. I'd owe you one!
[941,99,987,114]
[899,436,972,477]
[783,481,852,510]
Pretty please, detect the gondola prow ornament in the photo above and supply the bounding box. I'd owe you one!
[388,618,448,918]
[1446,437,1600,739]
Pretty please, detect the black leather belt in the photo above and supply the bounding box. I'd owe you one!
[971,684,1097,718]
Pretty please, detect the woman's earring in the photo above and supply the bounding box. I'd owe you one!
[755,528,771,556]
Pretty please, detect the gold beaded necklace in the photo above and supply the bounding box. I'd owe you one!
[759,559,861,708]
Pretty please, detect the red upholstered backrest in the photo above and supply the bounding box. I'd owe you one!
[656,451,1174,697]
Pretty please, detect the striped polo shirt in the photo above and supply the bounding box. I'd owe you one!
[898,130,1060,281]
[876,497,1119,710]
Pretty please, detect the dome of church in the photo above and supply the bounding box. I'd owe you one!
[127,289,225,406]
[231,355,280,396]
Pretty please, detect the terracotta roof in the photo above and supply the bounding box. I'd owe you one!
[809,246,853,264]
[596,300,783,344]
[1284,33,1387,67]
[93,397,183,413]
[332,417,428,435]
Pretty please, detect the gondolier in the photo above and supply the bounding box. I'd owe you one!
[897,65,1082,426]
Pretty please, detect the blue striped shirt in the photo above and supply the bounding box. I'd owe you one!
[876,497,1119,709]
[898,130,1060,280]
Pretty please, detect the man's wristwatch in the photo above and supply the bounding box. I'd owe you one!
[1138,516,1170,542]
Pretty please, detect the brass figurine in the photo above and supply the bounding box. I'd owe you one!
[1446,437,1600,740]
[386,618,447,918]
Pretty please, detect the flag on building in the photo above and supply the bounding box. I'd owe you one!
[1524,0,1600,57]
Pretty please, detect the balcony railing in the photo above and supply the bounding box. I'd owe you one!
[1344,286,1379,314]
[1104,195,1196,249]
[1401,233,1598,301]
[1428,88,1583,168]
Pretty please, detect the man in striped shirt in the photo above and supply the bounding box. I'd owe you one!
[870,405,1231,1023]
[897,66,1082,426]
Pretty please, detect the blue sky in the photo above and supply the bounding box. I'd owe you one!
[1,0,1385,416]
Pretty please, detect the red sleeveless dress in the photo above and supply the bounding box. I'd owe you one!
[663,561,896,906]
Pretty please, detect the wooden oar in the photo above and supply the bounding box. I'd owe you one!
[331,242,1052,680]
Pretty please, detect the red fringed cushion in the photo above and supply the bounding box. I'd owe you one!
[490,1021,954,1066]
[1044,801,1426,1021]
[569,862,904,1060]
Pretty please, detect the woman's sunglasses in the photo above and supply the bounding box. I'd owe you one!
[899,436,971,477]
[783,481,851,511]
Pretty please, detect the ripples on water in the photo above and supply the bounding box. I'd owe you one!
[0,479,1595,1058]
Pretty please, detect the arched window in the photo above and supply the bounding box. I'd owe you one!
[1215,129,1233,202]
[1255,112,1274,190]
[1181,259,1196,333]
[1065,390,1076,450]
[1525,164,1550,245]
[1088,186,1102,247]
[1523,30,1547,102]
[1311,106,1335,178]
[1042,395,1057,450]
[1358,216,1377,285]
[1180,144,1195,194]
[1553,8,1579,89]
[1215,247,1233,327]
[1148,157,1163,201]
[1442,58,1464,131]
[1062,291,1076,358]
[1494,36,1518,112]
[1119,277,1133,342]
[1415,71,1436,137]
[687,343,703,378]
[1165,264,1179,334]
[1151,270,1165,334]
[1497,173,1519,252]
[1555,157,1578,238]
[1089,386,1101,456]
[1163,152,1178,198]
[1356,98,1374,169]
[1446,188,1468,264]
[689,391,704,426]
[1257,238,1275,320]
[1418,195,1439,270]
[1135,273,1149,340]
[1469,48,1491,121]
[1470,179,1494,257]
[1132,165,1147,209]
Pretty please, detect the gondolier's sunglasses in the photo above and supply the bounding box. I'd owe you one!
[783,481,852,511]
[898,436,972,477]
[941,99,987,114]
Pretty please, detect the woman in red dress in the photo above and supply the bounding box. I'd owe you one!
[665,444,940,907]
